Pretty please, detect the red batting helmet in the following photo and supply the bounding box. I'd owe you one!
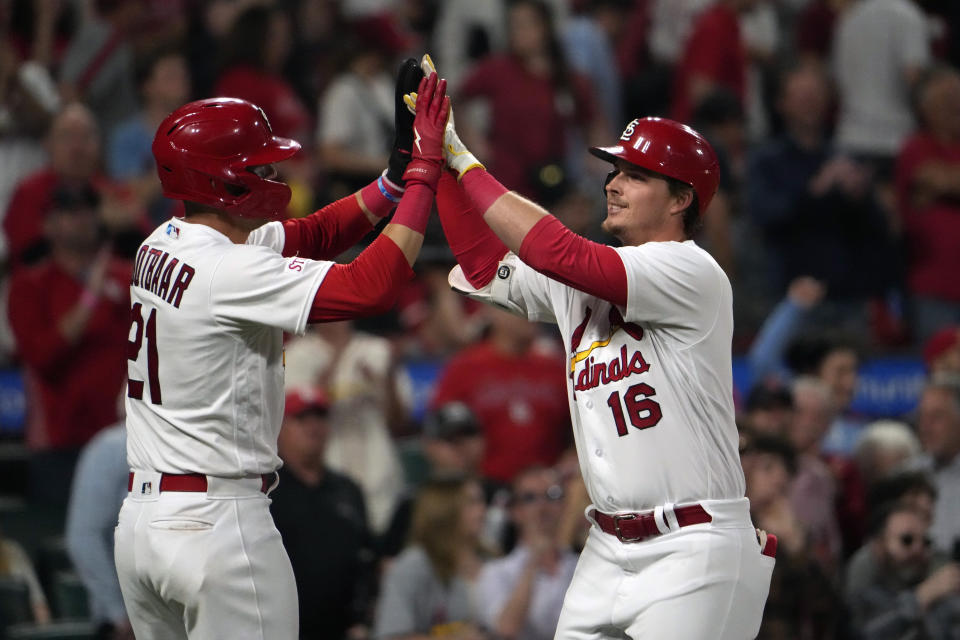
[589,117,719,214]
[152,98,301,220]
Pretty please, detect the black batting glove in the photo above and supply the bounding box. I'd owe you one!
[385,57,426,187]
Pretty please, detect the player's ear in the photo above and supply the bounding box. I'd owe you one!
[668,186,694,216]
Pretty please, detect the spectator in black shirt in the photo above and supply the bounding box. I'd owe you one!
[747,59,898,317]
[271,387,376,640]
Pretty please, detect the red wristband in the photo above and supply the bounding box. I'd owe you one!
[390,182,433,234]
[359,176,401,219]
[402,159,442,191]
[461,168,509,215]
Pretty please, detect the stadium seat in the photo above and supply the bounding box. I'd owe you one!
[5,621,97,640]
[0,576,33,628]
[51,572,89,620]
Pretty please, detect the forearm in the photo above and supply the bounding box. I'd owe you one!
[747,298,805,381]
[495,563,538,638]
[57,292,99,344]
[282,177,402,259]
[436,171,508,288]
[307,234,414,322]
[380,180,434,265]
[460,169,542,253]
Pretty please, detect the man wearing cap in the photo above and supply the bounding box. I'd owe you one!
[114,68,450,639]
[271,388,374,640]
[924,327,960,378]
[8,183,131,504]
[412,54,774,639]
[379,401,488,557]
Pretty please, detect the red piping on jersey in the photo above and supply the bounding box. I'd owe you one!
[307,234,413,322]
[436,171,509,288]
[518,216,628,307]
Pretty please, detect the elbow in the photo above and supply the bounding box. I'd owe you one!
[357,285,400,317]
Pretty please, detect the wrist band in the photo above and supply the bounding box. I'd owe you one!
[377,175,402,204]
[380,170,406,194]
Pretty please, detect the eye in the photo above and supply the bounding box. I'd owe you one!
[249,165,277,180]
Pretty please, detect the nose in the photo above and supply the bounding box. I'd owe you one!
[603,170,621,197]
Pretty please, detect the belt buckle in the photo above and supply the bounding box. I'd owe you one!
[613,513,643,543]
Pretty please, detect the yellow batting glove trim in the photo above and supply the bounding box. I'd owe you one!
[421,54,437,77]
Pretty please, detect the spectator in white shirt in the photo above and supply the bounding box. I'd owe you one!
[476,466,578,640]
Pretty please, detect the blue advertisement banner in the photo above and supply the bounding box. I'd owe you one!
[0,369,26,435]
[732,356,927,418]
[0,354,930,439]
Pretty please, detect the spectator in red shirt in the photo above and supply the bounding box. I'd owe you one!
[8,183,132,504]
[456,0,604,202]
[3,101,149,268]
[895,64,960,343]
[431,306,571,486]
[670,0,758,124]
[3,103,102,267]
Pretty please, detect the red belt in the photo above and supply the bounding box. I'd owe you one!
[590,504,712,543]
[127,472,274,494]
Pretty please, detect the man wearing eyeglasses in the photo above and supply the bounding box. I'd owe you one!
[848,502,960,639]
[475,466,578,640]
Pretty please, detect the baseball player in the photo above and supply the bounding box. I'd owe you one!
[411,56,775,639]
[114,65,449,639]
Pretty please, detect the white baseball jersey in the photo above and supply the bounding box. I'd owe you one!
[125,218,332,477]
[450,240,745,513]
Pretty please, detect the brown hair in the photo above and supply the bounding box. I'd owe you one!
[409,475,473,584]
[665,177,700,238]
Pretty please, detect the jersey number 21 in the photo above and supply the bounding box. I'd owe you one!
[127,302,162,405]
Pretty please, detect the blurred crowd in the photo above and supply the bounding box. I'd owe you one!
[1,0,960,638]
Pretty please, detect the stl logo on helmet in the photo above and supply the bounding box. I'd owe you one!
[620,119,640,141]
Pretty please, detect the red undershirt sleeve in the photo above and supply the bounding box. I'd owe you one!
[307,234,414,322]
[518,216,628,307]
[281,180,397,260]
[436,171,509,288]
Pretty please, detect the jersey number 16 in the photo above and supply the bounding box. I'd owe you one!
[606,383,662,436]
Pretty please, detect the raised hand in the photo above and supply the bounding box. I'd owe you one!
[385,58,425,187]
[404,54,484,179]
[401,71,449,191]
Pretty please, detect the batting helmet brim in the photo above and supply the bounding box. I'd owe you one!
[244,136,301,167]
[588,145,625,166]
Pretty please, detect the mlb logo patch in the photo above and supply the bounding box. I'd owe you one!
[165,223,180,239]
[141,481,152,495]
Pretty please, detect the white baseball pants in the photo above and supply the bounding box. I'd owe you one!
[115,471,298,640]
[554,498,774,640]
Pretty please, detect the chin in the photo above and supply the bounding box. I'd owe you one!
[601,219,626,242]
